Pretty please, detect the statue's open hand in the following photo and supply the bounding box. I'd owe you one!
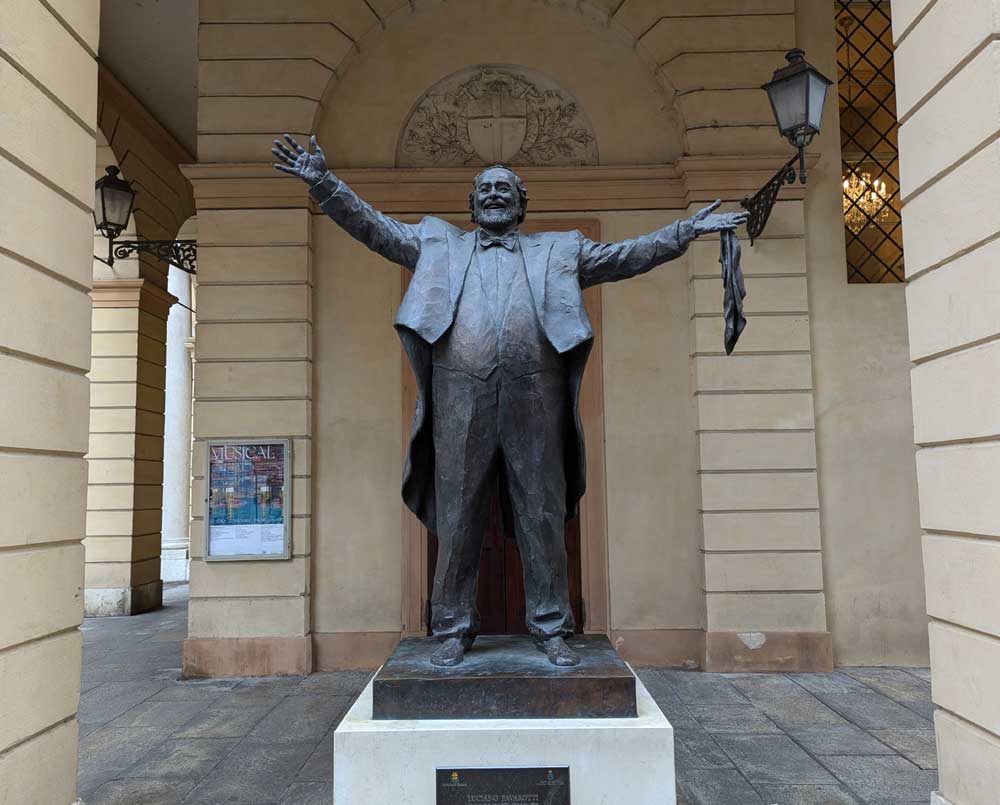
[272,134,328,186]
[690,200,750,236]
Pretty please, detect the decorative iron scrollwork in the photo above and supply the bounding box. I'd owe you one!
[113,239,198,274]
[740,154,800,245]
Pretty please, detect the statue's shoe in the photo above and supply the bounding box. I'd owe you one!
[430,637,469,667]
[537,636,581,667]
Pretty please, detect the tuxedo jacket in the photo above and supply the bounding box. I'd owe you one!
[310,173,696,532]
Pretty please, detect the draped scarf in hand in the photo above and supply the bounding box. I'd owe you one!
[720,229,747,355]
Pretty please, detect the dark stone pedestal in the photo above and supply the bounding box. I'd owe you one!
[372,634,637,720]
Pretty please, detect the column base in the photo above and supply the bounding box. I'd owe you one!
[704,631,833,672]
[312,631,402,670]
[610,629,704,669]
[84,579,162,617]
[334,672,675,804]
[182,636,313,678]
[161,547,190,582]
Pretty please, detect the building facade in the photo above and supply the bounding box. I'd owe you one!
[1,1,998,802]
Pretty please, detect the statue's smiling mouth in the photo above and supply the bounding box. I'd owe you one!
[485,201,507,209]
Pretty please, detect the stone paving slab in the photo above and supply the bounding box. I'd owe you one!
[783,724,899,757]
[678,768,764,804]
[124,738,241,781]
[172,704,277,739]
[818,755,939,803]
[686,704,783,734]
[867,729,939,771]
[807,689,934,731]
[754,783,861,804]
[714,734,838,786]
[75,585,938,805]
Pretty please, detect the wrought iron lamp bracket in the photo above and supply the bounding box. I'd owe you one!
[95,238,198,275]
[740,151,804,245]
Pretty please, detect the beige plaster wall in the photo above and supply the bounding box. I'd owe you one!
[309,208,704,637]
[797,0,927,666]
[302,0,695,641]
[314,0,683,167]
[598,212,703,631]
[0,1,99,800]
[198,0,796,164]
[312,217,405,634]
[193,0,926,672]
[297,0,824,660]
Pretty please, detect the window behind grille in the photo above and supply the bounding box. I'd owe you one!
[837,0,905,283]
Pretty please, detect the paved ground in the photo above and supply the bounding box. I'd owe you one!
[77,584,937,804]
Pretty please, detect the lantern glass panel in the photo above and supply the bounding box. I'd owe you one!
[101,183,134,235]
[768,74,808,137]
[93,185,104,231]
[807,71,830,132]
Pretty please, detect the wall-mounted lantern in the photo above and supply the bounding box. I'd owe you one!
[93,166,197,274]
[741,49,833,243]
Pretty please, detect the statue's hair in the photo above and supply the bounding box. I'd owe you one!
[468,164,529,225]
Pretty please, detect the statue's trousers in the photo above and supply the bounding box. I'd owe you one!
[429,365,576,642]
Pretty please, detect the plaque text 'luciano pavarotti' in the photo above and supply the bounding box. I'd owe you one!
[436,767,570,805]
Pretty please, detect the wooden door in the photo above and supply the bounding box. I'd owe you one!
[426,494,583,635]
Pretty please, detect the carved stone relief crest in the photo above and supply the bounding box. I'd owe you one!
[397,65,599,167]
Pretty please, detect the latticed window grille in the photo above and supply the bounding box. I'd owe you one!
[836,0,904,283]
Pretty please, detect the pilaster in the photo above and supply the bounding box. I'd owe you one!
[892,0,1000,801]
[0,1,98,800]
[85,280,176,615]
[685,196,832,672]
[181,181,314,676]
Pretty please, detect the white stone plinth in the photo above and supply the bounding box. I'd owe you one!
[161,547,190,582]
[333,671,675,804]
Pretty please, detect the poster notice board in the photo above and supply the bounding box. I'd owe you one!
[204,439,291,561]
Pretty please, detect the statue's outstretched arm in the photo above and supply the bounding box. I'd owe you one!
[577,201,748,288]
[273,134,420,270]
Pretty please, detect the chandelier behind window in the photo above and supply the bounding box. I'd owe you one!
[842,170,889,234]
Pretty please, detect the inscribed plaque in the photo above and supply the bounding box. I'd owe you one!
[436,767,570,805]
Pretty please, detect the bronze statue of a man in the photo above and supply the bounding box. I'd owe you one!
[274,135,747,667]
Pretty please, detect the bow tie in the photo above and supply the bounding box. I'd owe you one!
[478,230,518,251]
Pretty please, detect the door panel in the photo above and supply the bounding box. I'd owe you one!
[425,491,583,635]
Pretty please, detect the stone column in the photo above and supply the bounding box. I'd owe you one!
[686,196,832,672]
[181,190,314,677]
[0,1,98,800]
[892,1,1000,801]
[162,266,194,582]
[85,280,176,615]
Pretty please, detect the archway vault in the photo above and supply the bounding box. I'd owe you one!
[198,0,798,165]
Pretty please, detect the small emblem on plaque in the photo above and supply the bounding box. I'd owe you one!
[450,771,459,784]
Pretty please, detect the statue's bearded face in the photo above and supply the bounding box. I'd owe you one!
[471,167,524,232]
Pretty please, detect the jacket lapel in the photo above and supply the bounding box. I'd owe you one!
[520,232,550,321]
[447,228,477,309]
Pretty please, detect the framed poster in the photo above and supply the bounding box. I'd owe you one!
[204,439,291,561]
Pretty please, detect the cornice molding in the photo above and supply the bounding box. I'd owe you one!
[182,155,817,214]
[92,279,179,319]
